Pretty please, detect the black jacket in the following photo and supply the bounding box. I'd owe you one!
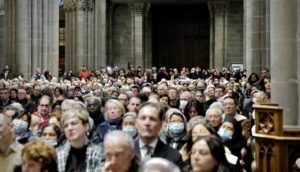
[135,138,183,167]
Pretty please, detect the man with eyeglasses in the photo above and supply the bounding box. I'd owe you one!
[57,109,104,172]
[222,96,250,139]
[32,95,52,130]
[0,88,14,112]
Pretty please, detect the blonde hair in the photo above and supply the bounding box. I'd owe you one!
[104,99,125,120]
[61,109,89,125]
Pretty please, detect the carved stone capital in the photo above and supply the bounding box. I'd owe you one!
[64,0,94,12]
[208,1,228,15]
[129,3,145,16]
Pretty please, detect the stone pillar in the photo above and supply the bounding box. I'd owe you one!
[4,0,59,79]
[144,3,152,68]
[129,3,145,67]
[50,0,59,78]
[64,0,96,72]
[245,0,270,75]
[15,0,31,79]
[0,0,4,64]
[244,0,252,73]
[94,0,106,69]
[270,0,299,127]
[208,1,228,69]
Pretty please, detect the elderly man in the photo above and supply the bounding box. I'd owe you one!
[57,109,104,172]
[135,102,183,166]
[0,113,23,172]
[179,91,193,112]
[222,96,250,139]
[31,67,46,81]
[205,107,223,131]
[17,88,36,113]
[157,83,168,96]
[32,95,52,129]
[102,131,140,172]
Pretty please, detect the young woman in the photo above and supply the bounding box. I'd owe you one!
[185,135,233,172]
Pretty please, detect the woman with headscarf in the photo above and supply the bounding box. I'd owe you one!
[165,108,188,151]
[218,116,245,158]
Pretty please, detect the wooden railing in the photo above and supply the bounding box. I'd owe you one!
[252,104,300,172]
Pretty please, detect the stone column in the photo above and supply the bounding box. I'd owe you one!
[129,3,145,67]
[144,3,152,68]
[243,0,251,73]
[15,0,31,79]
[0,0,4,63]
[270,0,299,127]
[4,0,58,79]
[64,0,95,72]
[50,0,59,78]
[245,0,270,75]
[208,1,228,69]
[94,0,106,69]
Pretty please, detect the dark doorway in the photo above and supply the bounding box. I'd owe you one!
[152,4,210,69]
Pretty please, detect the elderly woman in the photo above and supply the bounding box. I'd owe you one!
[122,112,138,138]
[96,99,125,139]
[14,139,58,172]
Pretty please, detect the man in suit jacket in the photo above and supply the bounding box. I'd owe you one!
[0,65,15,80]
[134,102,183,166]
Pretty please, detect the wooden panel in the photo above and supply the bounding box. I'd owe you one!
[152,4,210,69]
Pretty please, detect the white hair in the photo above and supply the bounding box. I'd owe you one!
[104,130,134,150]
[142,158,181,172]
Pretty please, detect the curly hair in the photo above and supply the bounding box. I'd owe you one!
[22,139,58,172]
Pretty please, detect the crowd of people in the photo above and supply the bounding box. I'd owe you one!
[0,63,278,172]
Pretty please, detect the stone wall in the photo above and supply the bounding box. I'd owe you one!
[226,0,244,68]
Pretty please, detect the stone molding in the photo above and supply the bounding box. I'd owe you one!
[64,0,94,12]
[0,0,4,15]
[129,3,145,16]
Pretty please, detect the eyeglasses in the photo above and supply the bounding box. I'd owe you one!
[107,107,119,111]
[39,104,50,107]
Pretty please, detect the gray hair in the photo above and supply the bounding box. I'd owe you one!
[123,111,137,119]
[205,107,223,118]
[141,157,181,172]
[209,102,224,113]
[104,130,134,150]
[61,99,77,112]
